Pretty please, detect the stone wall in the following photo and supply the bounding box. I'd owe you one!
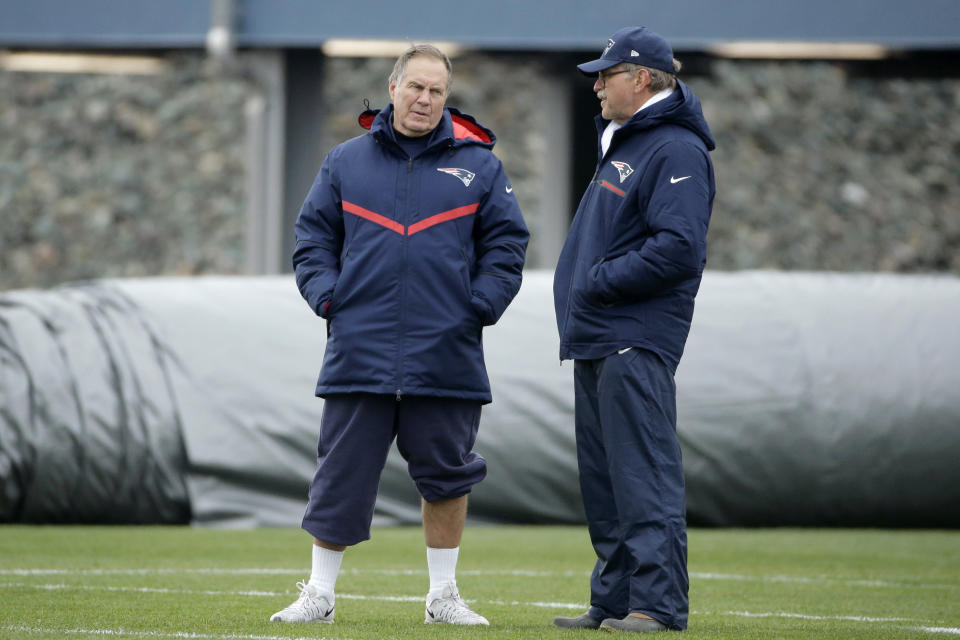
[2,52,959,291]
[0,54,253,290]
[696,60,960,273]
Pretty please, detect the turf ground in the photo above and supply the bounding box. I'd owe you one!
[1,525,958,639]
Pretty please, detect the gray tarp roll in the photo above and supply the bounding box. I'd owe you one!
[0,284,190,523]
[1,270,959,527]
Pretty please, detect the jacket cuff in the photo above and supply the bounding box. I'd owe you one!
[471,294,495,326]
[314,294,332,318]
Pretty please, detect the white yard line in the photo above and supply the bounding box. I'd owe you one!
[5,619,960,638]
[3,569,957,636]
[0,569,306,576]
[0,567,587,577]
[3,586,957,636]
[0,582,584,609]
[2,626,347,640]
[2,581,955,626]
[690,571,956,591]
[1,567,955,591]
[716,610,913,622]
[1,582,286,597]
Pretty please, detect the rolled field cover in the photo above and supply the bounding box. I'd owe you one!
[2,270,958,527]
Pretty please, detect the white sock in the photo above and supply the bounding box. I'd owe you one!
[426,546,459,598]
[307,544,343,601]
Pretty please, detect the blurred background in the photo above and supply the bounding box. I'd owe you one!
[1,0,959,528]
[3,0,959,287]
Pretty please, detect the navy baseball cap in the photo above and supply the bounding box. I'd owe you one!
[577,26,675,75]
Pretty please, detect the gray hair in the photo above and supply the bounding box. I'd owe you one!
[388,44,453,94]
[626,58,681,92]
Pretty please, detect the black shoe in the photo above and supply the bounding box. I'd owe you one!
[553,612,603,629]
[599,615,667,633]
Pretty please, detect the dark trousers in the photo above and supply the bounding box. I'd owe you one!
[301,394,485,546]
[574,348,688,630]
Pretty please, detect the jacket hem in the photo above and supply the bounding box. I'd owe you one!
[316,384,492,404]
[560,340,679,371]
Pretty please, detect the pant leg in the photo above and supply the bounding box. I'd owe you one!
[599,349,688,630]
[394,396,486,502]
[574,359,630,621]
[301,394,397,546]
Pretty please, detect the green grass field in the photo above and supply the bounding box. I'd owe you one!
[1,525,958,639]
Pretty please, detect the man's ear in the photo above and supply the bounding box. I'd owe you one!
[634,68,649,92]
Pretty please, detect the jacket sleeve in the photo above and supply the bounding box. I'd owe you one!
[470,158,529,325]
[590,141,712,304]
[292,155,344,318]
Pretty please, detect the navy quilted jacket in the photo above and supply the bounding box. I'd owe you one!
[554,81,716,370]
[294,105,528,403]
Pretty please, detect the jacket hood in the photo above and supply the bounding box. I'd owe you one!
[359,105,497,149]
[598,80,716,151]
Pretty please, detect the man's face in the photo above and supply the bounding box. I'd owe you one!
[593,64,641,124]
[389,56,449,137]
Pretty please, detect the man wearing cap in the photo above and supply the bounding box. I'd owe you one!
[552,26,716,633]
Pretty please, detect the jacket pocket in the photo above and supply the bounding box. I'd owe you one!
[460,247,482,327]
[326,244,353,318]
[573,257,611,308]
[459,247,473,297]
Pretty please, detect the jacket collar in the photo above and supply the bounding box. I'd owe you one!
[593,81,716,152]
[359,105,496,149]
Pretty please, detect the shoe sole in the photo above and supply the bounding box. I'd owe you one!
[599,621,667,633]
[425,614,489,626]
[269,616,334,624]
[554,622,602,629]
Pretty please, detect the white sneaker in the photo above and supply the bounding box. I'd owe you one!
[269,581,335,623]
[425,583,489,626]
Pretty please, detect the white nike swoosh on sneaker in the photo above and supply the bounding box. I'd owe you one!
[618,347,632,355]
[670,176,691,184]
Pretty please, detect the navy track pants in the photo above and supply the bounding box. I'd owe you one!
[574,348,688,630]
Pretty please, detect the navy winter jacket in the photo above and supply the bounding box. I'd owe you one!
[294,105,528,403]
[554,81,716,370]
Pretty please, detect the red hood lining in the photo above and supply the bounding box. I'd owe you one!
[450,114,491,143]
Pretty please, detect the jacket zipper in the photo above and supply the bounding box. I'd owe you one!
[559,164,603,355]
[396,153,414,400]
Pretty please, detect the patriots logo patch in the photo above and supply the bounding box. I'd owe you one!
[603,38,615,55]
[610,161,634,183]
[437,167,476,187]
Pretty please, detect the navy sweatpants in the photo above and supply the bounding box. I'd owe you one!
[301,394,486,547]
[574,348,688,630]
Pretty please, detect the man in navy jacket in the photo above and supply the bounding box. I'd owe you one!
[553,27,715,633]
[271,44,528,627]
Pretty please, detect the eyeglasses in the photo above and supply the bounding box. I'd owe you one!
[596,68,632,84]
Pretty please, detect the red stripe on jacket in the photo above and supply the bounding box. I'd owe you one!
[343,201,479,236]
[342,200,405,234]
[599,180,625,196]
[407,203,479,235]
